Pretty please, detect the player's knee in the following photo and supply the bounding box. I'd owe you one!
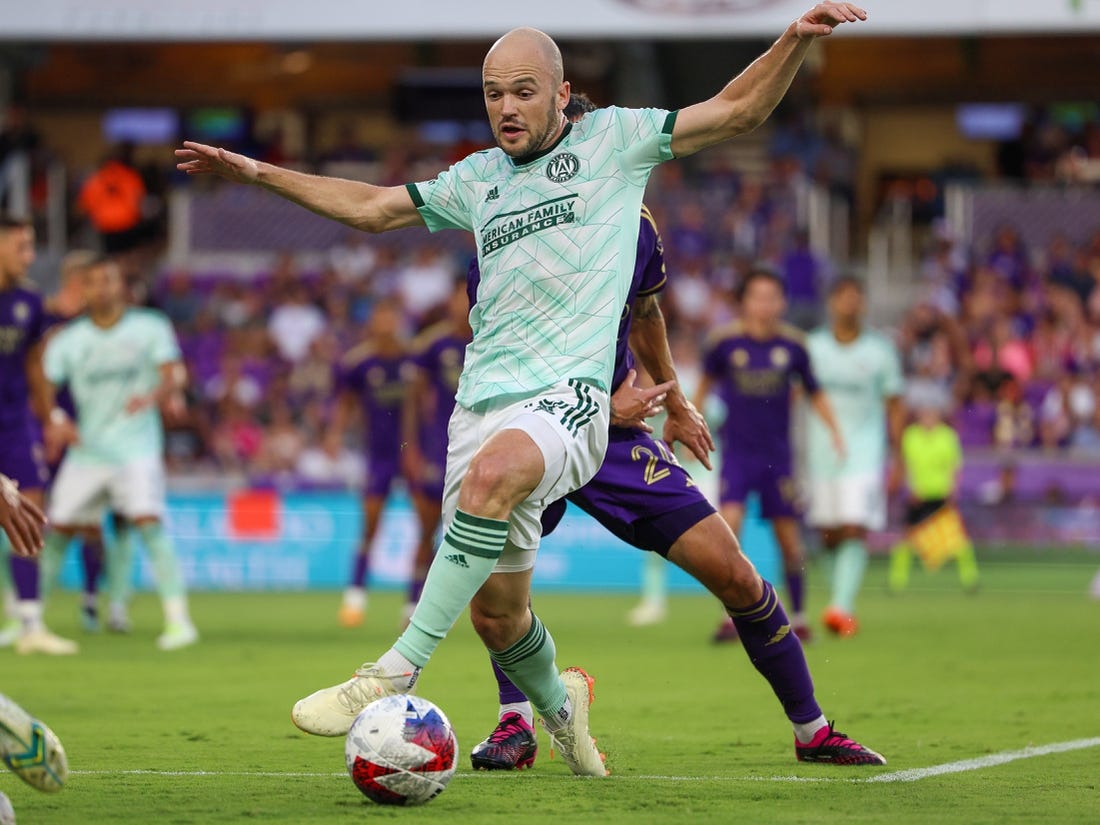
[469,604,524,651]
[460,454,530,515]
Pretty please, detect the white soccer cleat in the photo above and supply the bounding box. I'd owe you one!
[541,667,608,777]
[291,663,408,737]
[627,599,667,627]
[0,692,69,793]
[14,629,78,656]
[157,622,199,651]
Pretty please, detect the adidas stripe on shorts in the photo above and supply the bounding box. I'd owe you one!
[439,379,610,572]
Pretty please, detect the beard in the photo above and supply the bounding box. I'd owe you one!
[495,100,562,159]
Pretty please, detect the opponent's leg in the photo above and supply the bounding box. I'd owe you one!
[772,517,810,640]
[106,514,135,633]
[824,525,867,636]
[628,552,667,626]
[669,513,884,765]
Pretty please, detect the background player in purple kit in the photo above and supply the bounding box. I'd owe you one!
[697,267,845,644]
[0,214,78,655]
[401,282,472,625]
[465,99,883,771]
[333,299,414,628]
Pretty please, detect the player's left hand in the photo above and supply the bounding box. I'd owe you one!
[160,391,187,425]
[831,430,848,463]
[0,474,47,557]
[663,400,715,471]
[794,2,867,39]
[610,369,675,433]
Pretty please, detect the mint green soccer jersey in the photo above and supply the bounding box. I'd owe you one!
[43,309,181,465]
[407,107,676,410]
[804,327,904,479]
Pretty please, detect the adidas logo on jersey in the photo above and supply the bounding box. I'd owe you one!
[445,553,469,568]
[485,186,499,202]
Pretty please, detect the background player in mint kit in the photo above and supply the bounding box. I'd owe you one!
[806,276,905,637]
[38,258,198,651]
[697,266,845,644]
[176,3,878,775]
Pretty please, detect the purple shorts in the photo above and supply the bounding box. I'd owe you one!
[541,426,716,557]
[0,420,48,490]
[720,456,798,519]
[365,455,401,499]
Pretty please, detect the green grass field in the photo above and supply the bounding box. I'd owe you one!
[3,554,1098,824]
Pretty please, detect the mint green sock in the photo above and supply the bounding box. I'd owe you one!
[641,553,667,605]
[107,521,135,608]
[394,509,509,667]
[135,522,186,600]
[38,532,72,597]
[831,538,868,614]
[489,613,567,719]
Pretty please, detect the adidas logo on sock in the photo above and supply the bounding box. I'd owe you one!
[445,553,469,568]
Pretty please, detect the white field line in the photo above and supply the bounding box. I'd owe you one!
[860,737,1100,784]
[58,737,1100,785]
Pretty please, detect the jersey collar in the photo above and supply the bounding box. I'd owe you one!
[510,122,572,168]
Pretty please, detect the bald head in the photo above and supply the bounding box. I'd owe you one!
[482,28,570,159]
[484,28,563,86]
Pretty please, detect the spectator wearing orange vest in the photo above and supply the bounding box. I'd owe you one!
[78,143,146,254]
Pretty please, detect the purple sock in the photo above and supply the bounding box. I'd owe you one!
[785,569,804,614]
[82,539,104,596]
[729,580,822,724]
[407,575,425,605]
[348,550,370,589]
[10,555,39,600]
[490,659,529,706]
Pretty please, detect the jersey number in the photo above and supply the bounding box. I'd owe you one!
[631,444,671,486]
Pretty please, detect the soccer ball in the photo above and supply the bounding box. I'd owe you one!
[345,695,458,806]
[0,791,14,825]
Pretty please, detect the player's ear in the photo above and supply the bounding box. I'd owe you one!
[558,81,571,114]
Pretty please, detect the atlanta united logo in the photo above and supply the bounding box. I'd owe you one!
[546,152,580,183]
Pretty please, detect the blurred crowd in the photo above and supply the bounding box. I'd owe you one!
[903,222,1100,454]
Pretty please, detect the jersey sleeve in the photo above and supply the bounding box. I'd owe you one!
[43,328,70,385]
[879,337,906,398]
[598,107,677,182]
[791,341,820,395]
[148,314,182,366]
[26,293,47,349]
[636,207,668,297]
[405,158,478,233]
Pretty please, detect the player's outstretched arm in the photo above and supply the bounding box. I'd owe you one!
[809,389,847,461]
[629,295,715,468]
[671,3,866,157]
[174,142,424,234]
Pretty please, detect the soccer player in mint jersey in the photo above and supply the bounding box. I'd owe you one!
[401,282,473,626]
[178,3,876,775]
[805,276,905,637]
[332,299,415,628]
[38,258,198,651]
[469,116,881,769]
[0,215,78,656]
[697,267,846,645]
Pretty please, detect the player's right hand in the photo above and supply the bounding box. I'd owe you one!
[175,141,261,184]
[610,370,675,433]
[0,475,47,557]
[43,416,79,463]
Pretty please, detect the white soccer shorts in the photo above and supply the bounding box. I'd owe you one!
[440,379,610,572]
[805,471,887,532]
[48,455,167,527]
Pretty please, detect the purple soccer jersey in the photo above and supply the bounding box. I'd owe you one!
[702,322,819,515]
[410,323,467,499]
[337,346,409,499]
[0,285,48,488]
[469,205,715,555]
